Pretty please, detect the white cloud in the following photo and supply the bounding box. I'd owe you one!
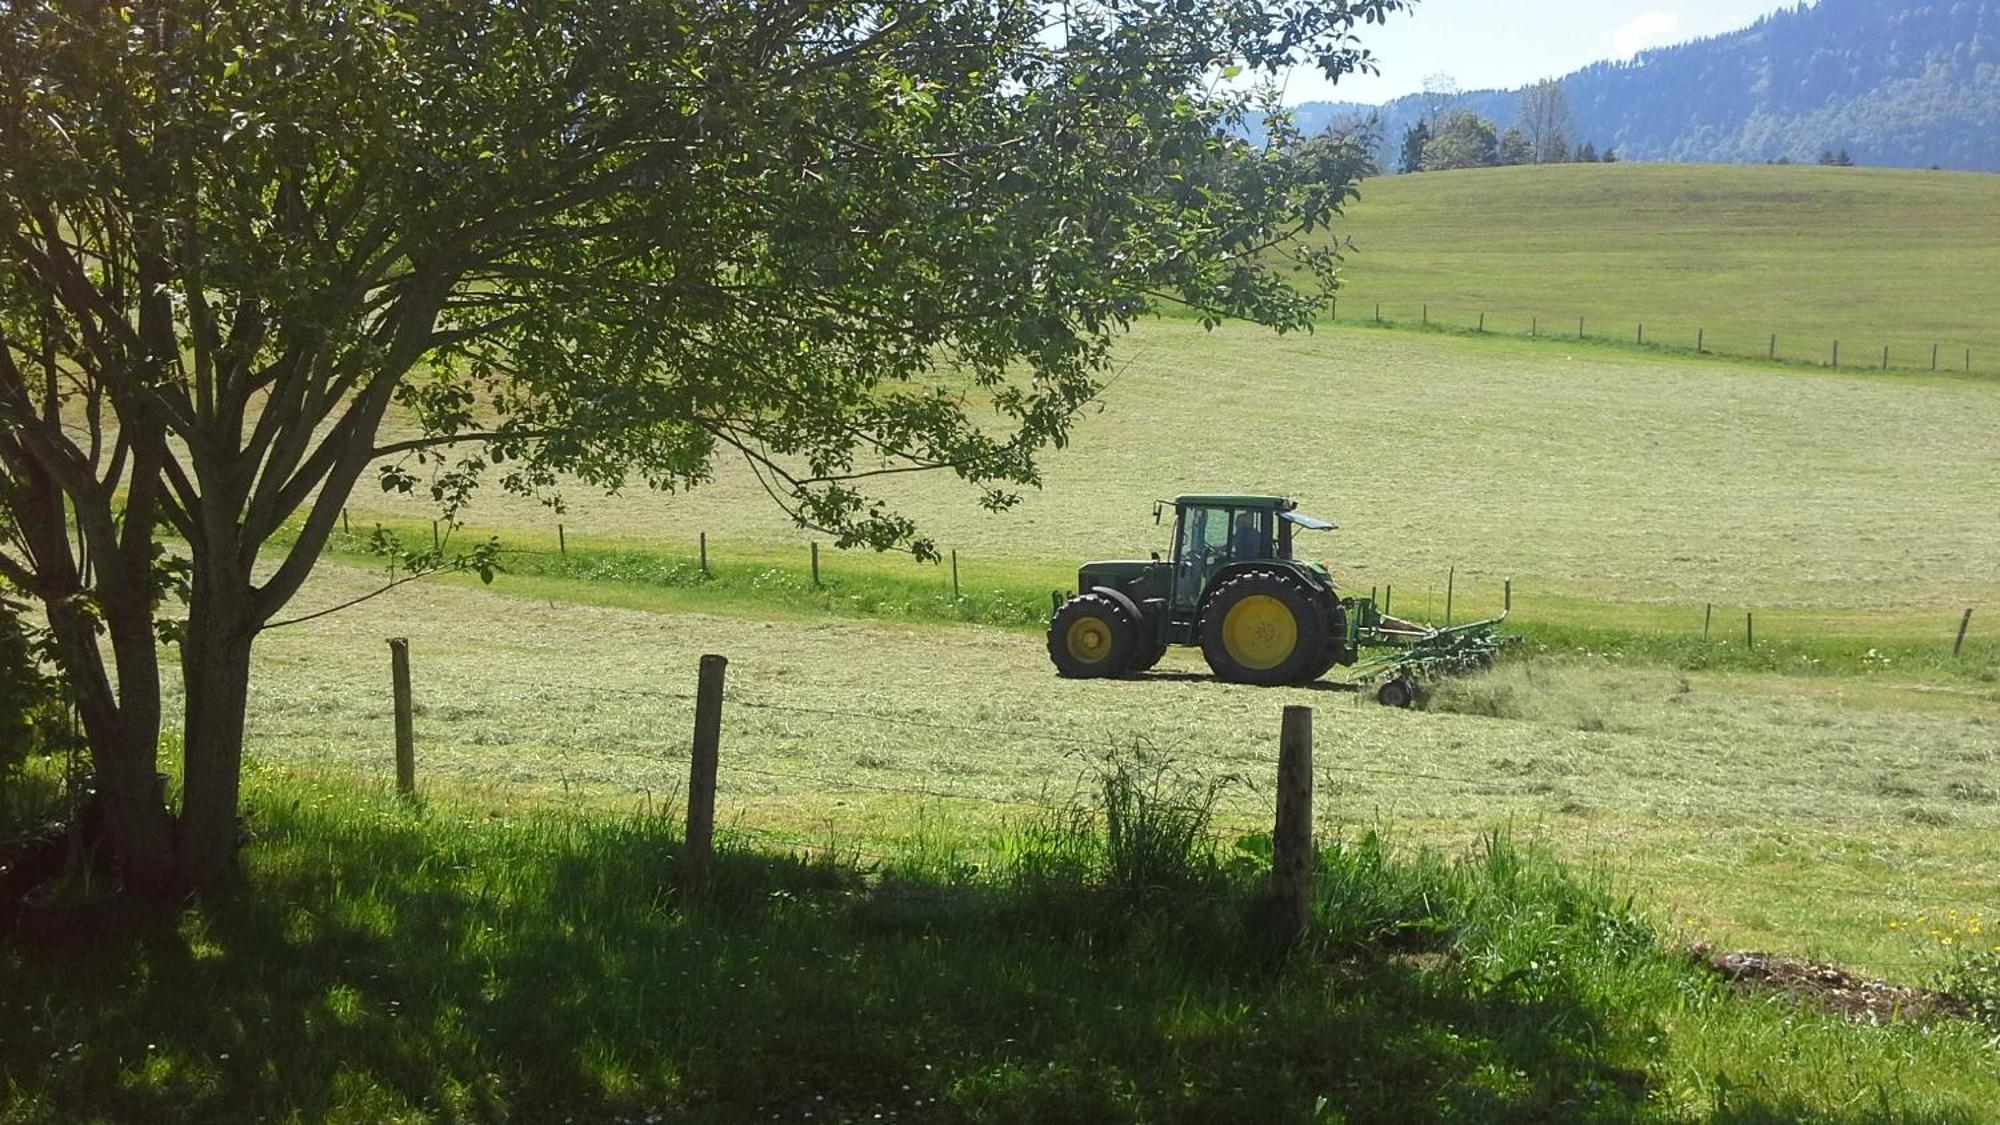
[1607,10,1683,60]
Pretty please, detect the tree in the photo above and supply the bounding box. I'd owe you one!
[1399,119,1433,173]
[1420,72,1462,125]
[1515,78,1574,164]
[1576,141,1600,163]
[0,1,1411,899]
[1421,112,1499,171]
[1498,128,1534,166]
[1601,148,1618,163]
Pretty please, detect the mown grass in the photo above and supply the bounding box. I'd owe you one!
[4,766,1997,1124]
[1311,163,2000,371]
[221,562,1998,976]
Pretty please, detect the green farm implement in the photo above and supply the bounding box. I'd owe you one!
[1047,494,1508,705]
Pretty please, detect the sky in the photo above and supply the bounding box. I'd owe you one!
[1279,0,1803,105]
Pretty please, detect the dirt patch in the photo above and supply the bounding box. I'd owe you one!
[1691,942,1970,1023]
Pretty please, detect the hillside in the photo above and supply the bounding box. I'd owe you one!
[1292,0,2000,172]
[1316,162,2000,366]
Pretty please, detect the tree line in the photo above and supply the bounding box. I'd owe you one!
[1397,79,1616,173]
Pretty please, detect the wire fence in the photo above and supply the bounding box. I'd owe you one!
[377,652,1996,975]
[327,517,1994,672]
[1330,299,1993,378]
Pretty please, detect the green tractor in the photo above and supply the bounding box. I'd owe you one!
[1047,494,1505,704]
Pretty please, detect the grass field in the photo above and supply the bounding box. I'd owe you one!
[15,162,2000,1122]
[1317,163,2000,371]
[217,562,1997,980]
[348,319,2000,623]
[8,778,1997,1123]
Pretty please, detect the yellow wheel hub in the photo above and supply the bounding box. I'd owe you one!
[1221,595,1298,671]
[1065,616,1115,663]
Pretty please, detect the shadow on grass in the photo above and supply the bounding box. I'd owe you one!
[0,790,1985,1124]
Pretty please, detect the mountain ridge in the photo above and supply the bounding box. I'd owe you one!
[1288,0,2000,172]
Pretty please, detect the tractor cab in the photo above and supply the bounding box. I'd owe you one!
[1158,495,1336,616]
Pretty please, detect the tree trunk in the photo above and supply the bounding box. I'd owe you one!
[49,597,176,902]
[174,574,257,895]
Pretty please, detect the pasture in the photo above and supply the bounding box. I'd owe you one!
[347,318,2000,622]
[227,561,1997,978]
[305,312,2000,982]
[1317,163,2000,369]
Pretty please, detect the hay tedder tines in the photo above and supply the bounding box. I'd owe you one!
[1047,494,1509,705]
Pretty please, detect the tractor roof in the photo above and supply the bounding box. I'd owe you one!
[1173,494,1295,511]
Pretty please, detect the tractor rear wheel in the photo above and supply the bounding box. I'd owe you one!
[1048,592,1141,678]
[1198,569,1329,686]
[1298,638,1341,685]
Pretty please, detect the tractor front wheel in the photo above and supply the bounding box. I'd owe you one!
[1048,592,1141,678]
[1198,569,1329,686]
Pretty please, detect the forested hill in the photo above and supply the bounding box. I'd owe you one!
[1291,0,2000,172]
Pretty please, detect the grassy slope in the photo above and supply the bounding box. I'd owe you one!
[346,320,2000,621]
[5,776,1997,1124]
[1316,163,2000,369]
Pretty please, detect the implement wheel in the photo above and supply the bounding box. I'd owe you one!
[1198,569,1329,686]
[1376,677,1414,709]
[1048,592,1140,678]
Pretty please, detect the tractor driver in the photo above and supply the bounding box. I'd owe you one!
[1232,511,1264,560]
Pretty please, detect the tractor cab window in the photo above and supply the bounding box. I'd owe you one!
[1229,510,1271,561]
[1173,506,1270,609]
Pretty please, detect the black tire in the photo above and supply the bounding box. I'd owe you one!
[1294,602,1346,684]
[1298,640,1341,684]
[1198,568,1330,686]
[1376,678,1414,708]
[1048,592,1140,678]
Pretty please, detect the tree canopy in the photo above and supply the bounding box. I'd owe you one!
[0,0,1408,896]
[1422,111,1498,171]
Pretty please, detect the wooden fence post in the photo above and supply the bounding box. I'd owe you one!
[1382,584,1392,615]
[1531,316,1538,338]
[1746,612,1755,651]
[1769,334,1776,360]
[951,549,961,599]
[1882,345,1889,371]
[1955,608,1974,658]
[699,531,708,576]
[431,520,440,552]
[388,638,415,797]
[1422,304,1428,326]
[682,654,727,896]
[1374,302,1381,323]
[558,524,567,557]
[1503,578,1512,614]
[810,541,821,587]
[1578,316,1586,339]
[1697,328,1704,353]
[1932,343,1939,371]
[1444,566,1455,626]
[1637,324,1644,345]
[1832,340,1839,367]
[1478,312,1485,333]
[1271,705,1314,943]
[341,508,350,535]
[1703,603,1713,641]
